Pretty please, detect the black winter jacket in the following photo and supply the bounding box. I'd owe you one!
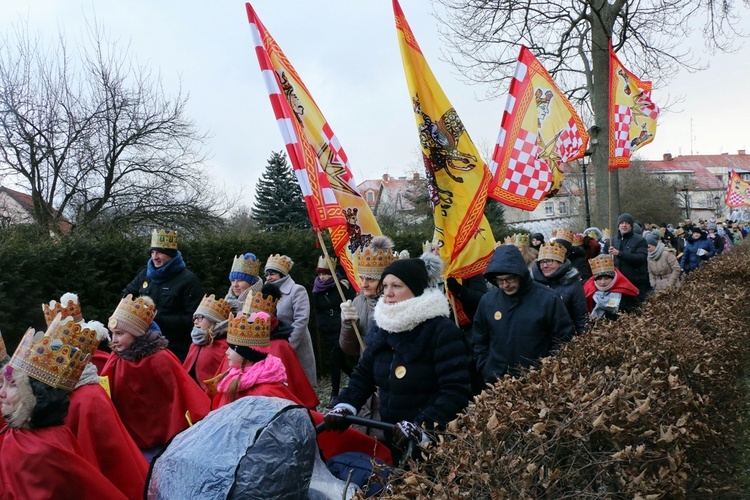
[531,259,588,334]
[474,245,575,382]
[123,262,203,360]
[337,289,471,429]
[604,231,650,295]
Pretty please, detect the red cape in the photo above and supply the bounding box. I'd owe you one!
[101,349,210,450]
[583,269,639,311]
[67,383,149,499]
[183,338,228,391]
[212,339,319,410]
[0,426,127,499]
[91,349,111,374]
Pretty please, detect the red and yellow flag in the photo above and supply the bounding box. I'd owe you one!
[726,170,750,208]
[246,4,381,290]
[608,45,660,169]
[393,0,495,278]
[488,46,588,211]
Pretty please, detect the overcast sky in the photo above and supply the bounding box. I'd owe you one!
[2,1,749,210]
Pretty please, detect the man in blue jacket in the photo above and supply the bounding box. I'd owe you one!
[472,245,575,383]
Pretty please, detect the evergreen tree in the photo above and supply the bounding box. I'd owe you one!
[252,151,310,230]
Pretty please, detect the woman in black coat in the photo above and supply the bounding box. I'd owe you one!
[324,258,472,460]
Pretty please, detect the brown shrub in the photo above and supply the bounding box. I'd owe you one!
[379,243,750,499]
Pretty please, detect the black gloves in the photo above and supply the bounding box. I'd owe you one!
[446,277,462,297]
[324,406,353,433]
[393,420,423,449]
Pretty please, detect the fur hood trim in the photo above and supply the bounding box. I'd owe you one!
[373,288,449,333]
[115,326,168,361]
[5,370,35,429]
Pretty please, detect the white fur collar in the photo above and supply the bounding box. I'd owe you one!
[373,288,450,333]
[4,371,35,429]
[75,362,100,388]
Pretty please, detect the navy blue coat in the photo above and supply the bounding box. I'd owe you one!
[680,233,715,271]
[473,245,575,382]
[531,260,588,335]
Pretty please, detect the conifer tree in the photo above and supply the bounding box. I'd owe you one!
[252,151,310,230]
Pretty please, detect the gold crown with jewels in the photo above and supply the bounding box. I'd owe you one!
[589,254,616,276]
[316,255,337,271]
[538,241,567,263]
[265,254,293,275]
[551,228,574,244]
[9,314,99,391]
[242,290,279,317]
[42,293,83,326]
[227,313,271,350]
[357,247,397,279]
[512,233,529,247]
[150,229,178,250]
[231,254,260,277]
[572,233,584,247]
[0,332,7,360]
[194,294,231,324]
[108,295,156,337]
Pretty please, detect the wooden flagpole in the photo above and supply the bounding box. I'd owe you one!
[316,230,365,352]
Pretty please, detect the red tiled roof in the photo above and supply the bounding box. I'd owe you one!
[0,186,34,211]
[638,154,732,190]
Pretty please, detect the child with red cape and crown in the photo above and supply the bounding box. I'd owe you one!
[583,254,640,321]
[0,320,128,499]
[209,282,319,410]
[206,310,392,466]
[41,293,148,499]
[183,294,231,391]
[101,294,210,462]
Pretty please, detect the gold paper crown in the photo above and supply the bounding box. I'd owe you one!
[538,241,567,263]
[227,313,271,350]
[265,254,293,275]
[357,247,397,279]
[316,255,337,271]
[512,233,530,247]
[242,290,280,317]
[43,293,83,327]
[151,229,178,250]
[572,233,584,246]
[108,294,156,337]
[551,228,574,244]
[231,254,260,278]
[0,332,7,360]
[589,254,616,276]
[9,314,97,391]
[194,294,231,323]
[602,229,611,239]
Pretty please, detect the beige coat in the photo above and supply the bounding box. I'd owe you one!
[648,246,681,292]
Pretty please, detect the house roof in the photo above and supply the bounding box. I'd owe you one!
[638,154,733,190]
[0,186,72,232]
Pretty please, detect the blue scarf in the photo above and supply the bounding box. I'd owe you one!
[147,251,187,284]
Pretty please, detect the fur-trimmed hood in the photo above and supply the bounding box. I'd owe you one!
[3,369,35,429]
[114,325,169,362]
[373,288,449,333]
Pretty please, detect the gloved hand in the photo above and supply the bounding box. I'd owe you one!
[446,277,462,297]
[324,405,353,433]
[339,300,359,324]
[393,420,423,449]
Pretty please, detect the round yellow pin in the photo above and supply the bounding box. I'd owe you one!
[395,366,407,379]
[142,281,148,288]
[494,311,503,320]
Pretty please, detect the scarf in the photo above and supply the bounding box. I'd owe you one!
[313,275,336,294]
[591,291,623,319]
[114,324,169,362]
[373,288,449,333]
[74,362,101,388]
[191,320,228,346]
[216,355,287,394]
[648,241,666,261]
[147,251,187,284]
[594,272,618,293]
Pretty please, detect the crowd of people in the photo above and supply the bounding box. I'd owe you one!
[0,217,744,496]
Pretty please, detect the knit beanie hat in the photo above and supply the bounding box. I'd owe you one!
[229,253,260,284]
[617,213,635,226]
[645,233,659,247]
[381,258,429,297]
[531,233,545,243]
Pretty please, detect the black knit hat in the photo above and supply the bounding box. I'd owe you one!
[381,258,429,297]
[617,213,635,226]
[149,247,178,258]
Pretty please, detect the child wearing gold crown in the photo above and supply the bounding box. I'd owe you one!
[100,295,210,461]
[224,253,263,314]
[212,311,301,409]
[0,324,129,499]
[583,255,639,321]
[183,295,231,391]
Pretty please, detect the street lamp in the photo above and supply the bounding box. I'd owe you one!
[581,152,592,229]
[713,195,721,217]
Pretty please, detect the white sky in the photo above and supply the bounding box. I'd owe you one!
[2,1,748,210]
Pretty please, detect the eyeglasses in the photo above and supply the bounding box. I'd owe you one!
[538,259,557,266]
[495,275,518,285]
[193,314,205,322]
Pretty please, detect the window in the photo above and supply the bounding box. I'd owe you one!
[544,202,554,216]
[366,190,375,204]
[558,201,567,215]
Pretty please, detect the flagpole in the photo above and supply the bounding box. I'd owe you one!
[315,230,366,352]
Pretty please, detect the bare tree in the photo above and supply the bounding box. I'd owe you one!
[434,0,747,229]
[0,19,232,234]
